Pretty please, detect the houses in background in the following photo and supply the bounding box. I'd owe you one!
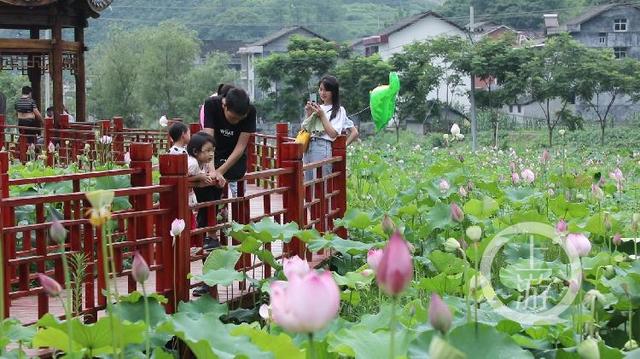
[238,26,328,101]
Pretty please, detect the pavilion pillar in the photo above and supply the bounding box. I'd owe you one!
[74,27,86,122]
[28,28,42,111]
[50,9,63,126]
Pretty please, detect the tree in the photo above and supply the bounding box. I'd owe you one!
[136,21,201,124]
[390,41,446,124]
[519,34,586,146]
[575,50,640,145]
[88,26,143,126]
[334,54,393,122]
[0,72,29,119]
[256,36,339,122]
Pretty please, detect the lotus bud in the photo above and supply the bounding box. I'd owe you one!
[443,133,449,141]
[444,238,461,253]
[381,214,395,235]
[159,115,168,127]
[131,252,150,284]
[466,226,482,242]
[170,218,186,237]
[259,304,271,321]
[124,152,131,165]
[439,179,450,193]
[511,172,520,184]
[48,142,55,153]
[583,289,605,306]
[450,123,460,136]
[566,233,591,257]
[603,212,612,231]
[84,143,91,152]
[458,186,467,198]
[624,340,639,351]
[429,293,452,334]
[540,149,550,164]
[577,338,600,359]
[367,249,384,270]
[49,220,67,244]
[613,233,622,246]
[37,273,62,297]
[450,202,464,223]
[376,231,413,296]
[283,256,310,279]
[556,219,568,234]
[591,184,604,201]
[509,161,517,173]
[558,129,566,136]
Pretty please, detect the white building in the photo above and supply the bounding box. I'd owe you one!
[238,26,328,101]
[362,11,471,111]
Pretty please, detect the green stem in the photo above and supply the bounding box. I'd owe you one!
[142,285,151,359]
[58,241,74,355]
[389,296,397,359]
[58,296,74,355]
[474,242,479,336]
[99,226,119,357]
[628,295,633,345]
[308,333,316,359]
[461,248,471,324]
[634,230,638,258]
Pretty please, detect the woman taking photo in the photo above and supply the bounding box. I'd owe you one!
[303,75,348,181]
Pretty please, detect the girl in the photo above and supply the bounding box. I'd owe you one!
[187,132,216,211]
[302,75,348,181]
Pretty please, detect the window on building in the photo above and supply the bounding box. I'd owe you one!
[509,105,514,113]
[599,32,607,44]
[517,105,522,113]
[365,45,379,57]
[614,18,627,32]
[614,47,627,59]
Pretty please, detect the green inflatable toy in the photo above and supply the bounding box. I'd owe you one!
[370,72,400,131]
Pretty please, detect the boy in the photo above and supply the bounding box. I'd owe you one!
[168,121,190,154]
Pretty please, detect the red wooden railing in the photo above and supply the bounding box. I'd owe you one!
[0,122,347,324]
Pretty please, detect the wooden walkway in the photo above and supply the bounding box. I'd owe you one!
[9,184,326,324]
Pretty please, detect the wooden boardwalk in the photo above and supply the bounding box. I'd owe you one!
[9,184,326,324]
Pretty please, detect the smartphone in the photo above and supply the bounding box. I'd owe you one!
[309,93,317,103]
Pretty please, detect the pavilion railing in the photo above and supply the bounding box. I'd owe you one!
[0,125,348,324]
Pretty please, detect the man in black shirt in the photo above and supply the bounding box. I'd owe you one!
[202,87,257,190]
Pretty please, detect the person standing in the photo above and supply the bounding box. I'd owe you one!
[15,86,43,145]
[302,75,348,181]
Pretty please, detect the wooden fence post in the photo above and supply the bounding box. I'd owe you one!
[112,117,124,162]
[44,117,54,166]
[279,142,305,258]
[158,153,189,312]
[0,151,10,318]
[332,136,348,239]
[275,123,288,169]
[129,143,154,292]
[58,114,69,165]
[0,114,5,150]
[246,134,256,185]
[189,122,202,135]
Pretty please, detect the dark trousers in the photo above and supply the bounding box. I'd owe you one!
[193,186,224,229]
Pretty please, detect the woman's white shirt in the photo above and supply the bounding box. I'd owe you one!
[317,104,347,142]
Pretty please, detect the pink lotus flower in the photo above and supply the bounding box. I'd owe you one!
[132,252,150,284]
[37,273,62,297]
[439,179,450,193]
[170,218,186,237]
[613,233,622,246]
[458,186,467,198]
[521,169,535,183]
[270,271,340,333]
[367,249,384,270]
[49,220,67,244]
[566,233,591,257]
[429,293,452,334]
[48,142,55,153]
[376,231,413,296]
[283,256,310,279]
[609,168,624,182]
[556,219,567,234]
[511,172,520,184]
[450,202,464,223]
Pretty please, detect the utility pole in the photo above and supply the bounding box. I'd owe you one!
[469,5,478,151]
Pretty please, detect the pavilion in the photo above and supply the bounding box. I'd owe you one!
[0,0,112,123]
